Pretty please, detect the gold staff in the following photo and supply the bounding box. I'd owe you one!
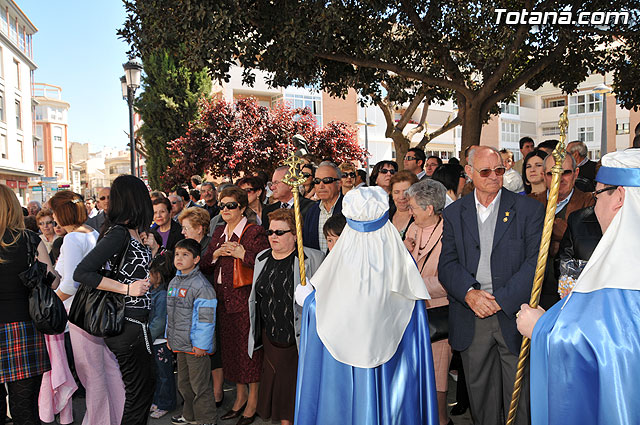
[281,144,308,286]
[506,107,569,425]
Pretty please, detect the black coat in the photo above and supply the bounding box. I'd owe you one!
[575,159,597,193]
[152,219,185,251]
[261,197,313,230]
[556,206,602,265]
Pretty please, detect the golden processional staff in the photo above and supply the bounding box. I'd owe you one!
[506,107,569,425]
[281,135,309,286]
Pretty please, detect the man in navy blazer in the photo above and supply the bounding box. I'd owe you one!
[438,146,544,425]
[302,162,343,251]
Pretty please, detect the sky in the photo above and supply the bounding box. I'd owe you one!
[18,0,132,152]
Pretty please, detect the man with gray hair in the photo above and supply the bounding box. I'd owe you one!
[439,146,544,425]
[566,140,596,192]
[27,200,41,216]
[302,161,343,251]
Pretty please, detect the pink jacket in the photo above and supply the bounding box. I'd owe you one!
[407,218,448,309]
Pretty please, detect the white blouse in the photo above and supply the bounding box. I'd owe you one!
[55,230,99,310]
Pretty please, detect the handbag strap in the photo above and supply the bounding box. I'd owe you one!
[22,230,39,268]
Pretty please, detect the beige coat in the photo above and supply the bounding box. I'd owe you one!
[407,218,447,309]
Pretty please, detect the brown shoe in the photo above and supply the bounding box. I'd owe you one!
[236,414,256,425]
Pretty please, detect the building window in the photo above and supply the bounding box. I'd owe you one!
[9,17,16,42]
[543,98,566,108]
[284,93,322,126]
[18,26,25,52]
[541,125,560,136]
[35,106,43,121]
[569,93,601,115]
[500,102,519,116]
[15,99,20,129]
[0,9,7,34]
[588,149,600,161]
[0,133,6,159]
[501,121,520,144]
[53,126,63,142]
[0,91,4,122]
[16,137,23,162]
[616,120,630,135]
[0,48,3,78]
[54,147,64,162]
[13,60,19,89]
[578,126,594,143]
[35,137,43,162]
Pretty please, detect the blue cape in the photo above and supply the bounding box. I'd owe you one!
[531,288,640,425]
[294,292,439,425]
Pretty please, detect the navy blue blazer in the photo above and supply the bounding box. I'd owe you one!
[438,189,544,354]
[302,196,343,250]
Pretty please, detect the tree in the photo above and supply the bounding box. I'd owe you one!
[135,49,211,189]
[120,0,640,159]
[162,97,365,190]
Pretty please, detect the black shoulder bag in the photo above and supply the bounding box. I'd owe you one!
[68,225,130,338]
[18,230,68,334]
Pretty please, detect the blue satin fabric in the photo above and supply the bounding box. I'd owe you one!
[531,289,640,425]
[596,166,640,187]
[294,293,439,425]
[346,210,390,232]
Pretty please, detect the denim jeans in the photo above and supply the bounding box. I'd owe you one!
[153,343,177,411]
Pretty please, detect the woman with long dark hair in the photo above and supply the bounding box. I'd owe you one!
[74,175,158,425]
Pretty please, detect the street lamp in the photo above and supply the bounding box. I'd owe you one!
[593,81,612,158]
[355,107,376,178]
[122,59,143,176]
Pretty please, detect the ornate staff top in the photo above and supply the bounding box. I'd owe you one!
[281,135,309,286]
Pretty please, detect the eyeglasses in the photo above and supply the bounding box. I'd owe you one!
[219,201,240,210]
[266,229,292,236]
[341,172,356,179]
[267,180,282,189]
[379,168,396,175]
[473,166,506,177]
[99,196,109,201]
[592,185,618,201]
[39,220,55,226]
[404,156,417,161]
[312,177,340,185]
[545,170,574,177]
[301,172,313,178]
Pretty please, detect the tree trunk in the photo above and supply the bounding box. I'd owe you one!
[390,132,411,170]
[460,105,484,165]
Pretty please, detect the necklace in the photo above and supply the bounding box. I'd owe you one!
[416,217,441,252]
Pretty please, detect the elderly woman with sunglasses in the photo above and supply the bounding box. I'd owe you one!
[237,176,267,226]
[300,163,318,200]
[248,208,324,425]
[201,186,270,425]
[36,208,59,253]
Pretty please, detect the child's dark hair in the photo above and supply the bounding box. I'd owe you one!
[149,250,176,290]
[175,238,201,258]
[323,214,347,238]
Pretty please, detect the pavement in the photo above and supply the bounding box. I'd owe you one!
[40,374,474,425]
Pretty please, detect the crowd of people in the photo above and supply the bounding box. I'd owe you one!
[0,137,635,425]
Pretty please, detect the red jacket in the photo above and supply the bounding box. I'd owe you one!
[200,223,269,314]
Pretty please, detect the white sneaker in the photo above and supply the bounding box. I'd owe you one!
[170,415,196,425]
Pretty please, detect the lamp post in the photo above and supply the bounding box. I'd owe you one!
[593,81,612,158]
[355,107,376,178]
[121,59,143,176]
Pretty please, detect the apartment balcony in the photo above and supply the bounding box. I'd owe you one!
[539,106,566,124]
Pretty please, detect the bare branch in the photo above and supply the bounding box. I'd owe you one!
[375,98,395,139]
[406,98,431,139]
[396,87,428,130]
[416,115,461,149]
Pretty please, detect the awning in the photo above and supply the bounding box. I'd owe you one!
[0,165,42,178]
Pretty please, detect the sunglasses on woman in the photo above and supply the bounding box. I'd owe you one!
[312,177,340,185]
[474,166,506,177]
[341,172,356,179]
[301,172,313,178]
[219,201,240,210]
[379,169,396,175]
[266,229,292,236]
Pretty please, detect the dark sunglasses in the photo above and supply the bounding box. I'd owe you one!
[592,185,618,201]
[266,229,292,236]
[219,201,240,210]
[301,172,313,178]
[341,172,356,178]
[245,187,261,193]
[99,196,109,201]
[171,201,179,204]
[545,170,574,177]
[474,166,506,177]
[379,168,396,175]
[312,177,340,185]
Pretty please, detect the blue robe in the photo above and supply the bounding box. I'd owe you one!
[531,288,640,425]
[294,292,439,425]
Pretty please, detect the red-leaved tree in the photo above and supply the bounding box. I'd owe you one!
[163,97,366,189]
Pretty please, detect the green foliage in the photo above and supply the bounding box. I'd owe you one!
[135,49,211,189]
[121,0,640,154]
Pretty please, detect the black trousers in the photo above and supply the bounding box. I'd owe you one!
[0,375,43,425]
[105,316,156,425]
